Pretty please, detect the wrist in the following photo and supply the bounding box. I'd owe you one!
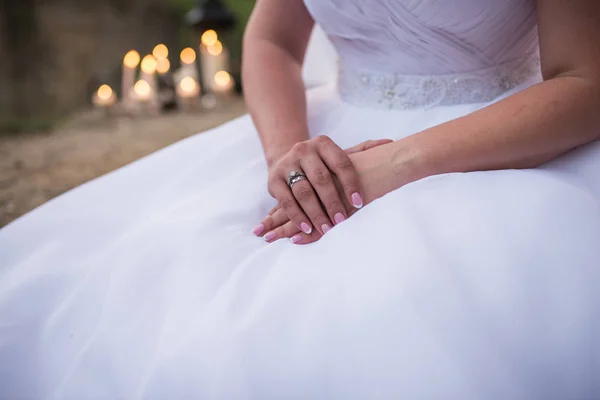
[389,138,432,187]
[265,145,293,168]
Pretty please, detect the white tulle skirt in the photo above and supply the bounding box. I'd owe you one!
[1,81,600,399]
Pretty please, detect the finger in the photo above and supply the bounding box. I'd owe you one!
[263,219,302,243]
[300,154,347,228]
[252,205,282,236]
[316,136,364,210]
[281,220,322,245]
[270,176,314,235]
[261,207,289,234]
[345,139,394,154]
[289,227,322,245]
[290,176,332,235]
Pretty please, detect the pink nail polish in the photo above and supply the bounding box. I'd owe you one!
[334,213,346,224]
[300,222,312,234]
[321,224,331,234]
[351,192,363,209]
[289,234,302,244]
[263,231,276,242]
[252,223,265,236]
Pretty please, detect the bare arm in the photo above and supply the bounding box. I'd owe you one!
[383,0,600,189]
[242,0,314,167]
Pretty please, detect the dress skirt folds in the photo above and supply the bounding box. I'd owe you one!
[1,0,600,398]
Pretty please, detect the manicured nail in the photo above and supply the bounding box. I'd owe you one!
[351,192,363,209]
[289,234,302,244]
[334,213,346,224]
[263,231,276,242]
[321,224,331,234]
[300,222,312,234]
[252,223,265,236]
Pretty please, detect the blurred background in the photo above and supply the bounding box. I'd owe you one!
[0,0,255,227]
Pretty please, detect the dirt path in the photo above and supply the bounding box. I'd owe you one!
[0,99,247,227]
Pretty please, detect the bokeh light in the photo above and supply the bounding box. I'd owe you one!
[213,70,231,87]
[201,30,218,47]
[180,48,197,64]
[134,80,151,99]
[179,76,198,94]
[156,58,171,74]
[207,41,223,56]
[97,85,113,100]
[123,50,141,68]
[152,44,169,60]
[140,55,157,74]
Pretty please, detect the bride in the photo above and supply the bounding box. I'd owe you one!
[1,0,599,398]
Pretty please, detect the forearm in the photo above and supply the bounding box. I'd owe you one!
[391,75,600,185]
[243,39,310,167]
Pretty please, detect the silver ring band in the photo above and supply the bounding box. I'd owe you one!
[287,170,307,189]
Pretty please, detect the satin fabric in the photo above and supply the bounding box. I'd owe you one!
[1,0,599,398]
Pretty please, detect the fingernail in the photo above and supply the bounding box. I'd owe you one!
[263,231,276,242]
[289,234,302,244]
[300,222,312,234]
[351,192,363,209]
[334,212,345,225]
[252,223,265,236]
[321,224,331,234]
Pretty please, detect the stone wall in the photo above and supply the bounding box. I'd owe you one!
[0,0,186,131]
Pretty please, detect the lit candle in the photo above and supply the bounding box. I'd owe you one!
[177,76,200,99]
[180,47,198,81]
[140,54,160,112]
[153,44,169,60]
[93,84,117,108]
[212,70,234,95]
[133,80,152,102]
[156,58,171,75]
[200,35,230,93]
[122,50,140,106]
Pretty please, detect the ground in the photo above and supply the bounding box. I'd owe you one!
[0,98,247,228]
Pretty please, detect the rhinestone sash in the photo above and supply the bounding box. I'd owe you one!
[337,54,541,110]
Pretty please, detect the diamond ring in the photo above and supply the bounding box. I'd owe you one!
[287,170,307,189]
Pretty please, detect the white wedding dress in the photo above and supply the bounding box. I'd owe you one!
[1,0,600,398]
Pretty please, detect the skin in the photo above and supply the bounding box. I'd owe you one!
[244,0,600,245]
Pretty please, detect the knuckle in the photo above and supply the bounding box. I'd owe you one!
[292,142,309,155]
[313,169,332,185]
[325,200,342,211]
[295,187,314,202]
[314,135,330,146]
[342,179,359,191]
[280,198,297,211]
[335,156,354,171]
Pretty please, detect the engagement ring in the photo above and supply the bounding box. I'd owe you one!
[287,170,307,189]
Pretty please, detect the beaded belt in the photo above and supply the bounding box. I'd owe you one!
[337,54,541,110]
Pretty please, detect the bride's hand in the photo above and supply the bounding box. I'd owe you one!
[256,139,397,244]
[266,136,391,237]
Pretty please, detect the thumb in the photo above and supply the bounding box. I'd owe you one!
[345,139,394,155]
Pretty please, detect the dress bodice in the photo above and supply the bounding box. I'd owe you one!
[303,0,539,75]
[303,0,541,110]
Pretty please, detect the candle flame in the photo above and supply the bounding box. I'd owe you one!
[97,85,113,100]
[180,48,197,64]
[214,70,231,87]
[156,58,171,74]
[207,40,223,56]
[123,50,140,68]
[152,44,169,60]
[201,30,218,47]
[134,80,151,99]
[179,77,198,93]
[140,55,157,74]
